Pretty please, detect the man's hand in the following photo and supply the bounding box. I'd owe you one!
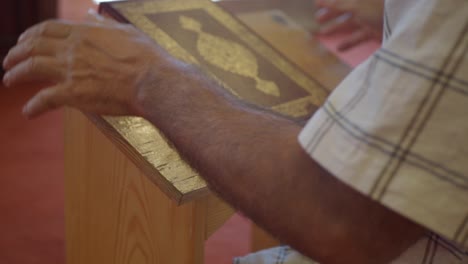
[2,14,167,118]
[315,0,384,51]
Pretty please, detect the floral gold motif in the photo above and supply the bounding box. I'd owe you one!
[100,0,330,202]
[180,15,280,97]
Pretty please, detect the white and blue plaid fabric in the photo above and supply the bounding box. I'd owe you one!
[237,0,468,263]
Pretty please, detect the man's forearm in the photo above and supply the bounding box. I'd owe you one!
[139,61,425,263]
[0,15,425,263]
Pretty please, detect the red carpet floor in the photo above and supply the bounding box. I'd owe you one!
[0,87,65,264]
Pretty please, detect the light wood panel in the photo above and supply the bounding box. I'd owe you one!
[251,224,281,252]
[65,108,206,264]
[205,195,235,239]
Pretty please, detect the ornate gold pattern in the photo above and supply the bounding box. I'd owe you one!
[180,15,280,97]
[113,0,327,103]
[99,0,329,200]
[271,96,317,118]
[125,14,240,98]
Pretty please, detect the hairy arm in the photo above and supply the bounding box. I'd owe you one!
[138,61,425,264]
[2,18,424,263]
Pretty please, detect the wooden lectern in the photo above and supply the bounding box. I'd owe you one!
[64,0,349,263]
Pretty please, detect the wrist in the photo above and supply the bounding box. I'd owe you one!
[133,53,192,119]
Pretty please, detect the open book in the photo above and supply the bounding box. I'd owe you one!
[95,0,331,202]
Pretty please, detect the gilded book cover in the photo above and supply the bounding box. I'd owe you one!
[97,0,329,203]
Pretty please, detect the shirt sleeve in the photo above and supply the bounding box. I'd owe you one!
[299,0,468,250]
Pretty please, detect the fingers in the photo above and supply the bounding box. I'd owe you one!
[18,20,72,43]
[3,37,62,70]
[23,85,69,119]
[337,29,372,51]
[315,7,345,24]
[3,57,65,88]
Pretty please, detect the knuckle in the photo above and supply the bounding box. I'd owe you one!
[40,19,58,35]
[27,38,39,55]
[37,90,48,104]
[23,40,34,56]
[43,19,57,26]
[38,22,49,36]
[69,27,86,43]
[27,57,38,72]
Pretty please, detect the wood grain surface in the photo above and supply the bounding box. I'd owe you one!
[65,108,207,264]
[205,195,235,239]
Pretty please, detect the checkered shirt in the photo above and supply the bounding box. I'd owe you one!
[237,0,468,263]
